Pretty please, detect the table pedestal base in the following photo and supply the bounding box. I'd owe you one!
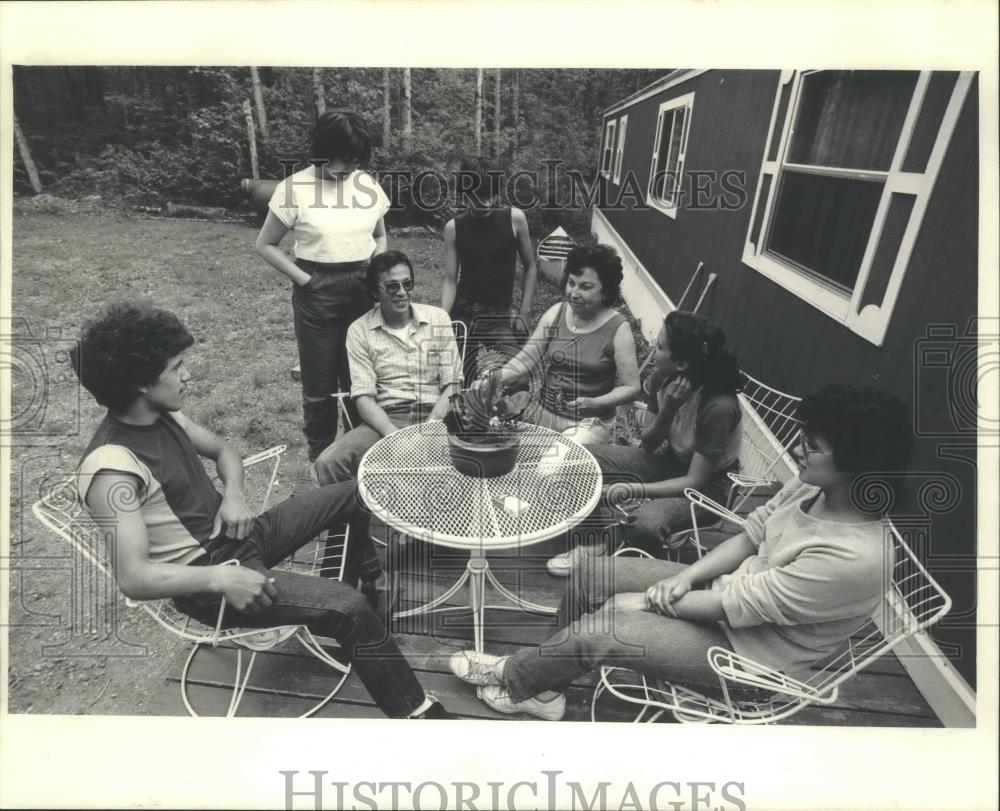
[392,555,557,653]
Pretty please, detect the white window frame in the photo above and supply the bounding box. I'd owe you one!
[741,70,974,346]
[612,115,628,184]
[600,118,617,179]
[646,93,694,219]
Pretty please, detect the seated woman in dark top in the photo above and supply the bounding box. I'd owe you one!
[548,310,744,575]
[492,243,641,446]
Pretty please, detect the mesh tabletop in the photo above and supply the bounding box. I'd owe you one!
[357,421,602,550]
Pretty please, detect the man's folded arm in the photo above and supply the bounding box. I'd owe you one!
[85,471,219,601]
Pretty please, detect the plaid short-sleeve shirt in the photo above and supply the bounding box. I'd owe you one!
[347,303,462,411]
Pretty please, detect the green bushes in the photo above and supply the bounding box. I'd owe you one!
[14,65,661,240]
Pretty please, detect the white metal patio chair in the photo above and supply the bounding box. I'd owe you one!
[728,372,802,512]
[31,444,353,718]
[591,490,953,724]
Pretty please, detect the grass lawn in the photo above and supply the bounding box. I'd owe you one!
[7,210,570,714]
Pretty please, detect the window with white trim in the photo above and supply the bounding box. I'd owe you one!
[742,70,973,345]
[600,118,617,178]
[612,115,628,184]
[647,93,694,218]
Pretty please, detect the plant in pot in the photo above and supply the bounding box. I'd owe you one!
[443,369,531,477]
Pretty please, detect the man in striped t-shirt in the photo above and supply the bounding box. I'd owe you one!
[71,302,449,718]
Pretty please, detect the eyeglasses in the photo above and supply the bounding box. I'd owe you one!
[379,279,414,294]
[798,433,831,456]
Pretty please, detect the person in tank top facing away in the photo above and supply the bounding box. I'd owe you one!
[546,310,745,576]
[440,155,538,383]
[488,242,641,446]
[255,111,390,463]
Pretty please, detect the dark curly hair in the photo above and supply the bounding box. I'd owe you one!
[562,243,623,305]
[311,110,372,166]
[664,310,743,393]
[797,384,913,475]
[366,250,414,297]
[70,302,194,412]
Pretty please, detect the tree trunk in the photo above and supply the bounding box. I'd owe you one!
[493,69,502,159]
[175,67,194,116]
[62,68,85,122]
[511,69,520,160]
[312,67,326,116]
[250,66,268,142]
[13,116,43,193]
[243,99,259,179]
[83,67,106,109]
[474,68,483,155]
[401,68,412,151]
[382,68,391,145]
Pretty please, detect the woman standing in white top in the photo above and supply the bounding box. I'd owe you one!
[255,111,390,461]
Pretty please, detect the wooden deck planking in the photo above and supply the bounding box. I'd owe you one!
[154,629,939,726]
[148,503,941,725]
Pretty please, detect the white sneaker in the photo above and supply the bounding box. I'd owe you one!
[479,684,566,721]
[235,626,298,651]
[448,650,506,686]
[546,544,606,577]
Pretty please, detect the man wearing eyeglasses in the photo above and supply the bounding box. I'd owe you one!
[314,250,463,485]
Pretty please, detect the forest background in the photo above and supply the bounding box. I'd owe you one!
[12,66,666,237]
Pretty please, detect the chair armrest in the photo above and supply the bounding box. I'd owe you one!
[727,472,775,488]
[612,546,655,559]
[707,647,838,705]
[242,445,288,512]
[242,445,288,469]
[683,488,746,527]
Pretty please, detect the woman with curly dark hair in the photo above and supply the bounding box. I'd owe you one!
[255,111,390,463]
[492,242,641,445]
[548,310,744,575]
[448,385,913,721]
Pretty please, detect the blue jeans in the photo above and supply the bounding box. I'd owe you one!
[313,404,432,485]
[585,443,729,554]
[503,555,732,701]
[176,482,425,718]
[293,259,371,461]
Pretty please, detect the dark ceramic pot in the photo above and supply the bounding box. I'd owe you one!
[446,432,521,478]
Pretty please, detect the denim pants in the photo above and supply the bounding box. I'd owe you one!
[584,443,729,554]
[176,482,425,718]
[292,258,372,461]
[313,404,433,485]
[452,304,528,384]
[503,555,732,702]
[528,404,616,446]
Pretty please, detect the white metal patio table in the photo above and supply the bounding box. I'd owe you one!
[356,420,603,652]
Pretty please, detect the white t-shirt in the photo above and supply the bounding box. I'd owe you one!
[267,168,391,263]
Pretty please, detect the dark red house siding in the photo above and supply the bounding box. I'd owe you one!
[598,71,980,686]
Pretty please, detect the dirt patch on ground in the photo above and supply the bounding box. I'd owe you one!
[6,210,572,715]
